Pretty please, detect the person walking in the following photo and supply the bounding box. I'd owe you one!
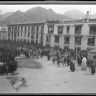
[90,60,95,75]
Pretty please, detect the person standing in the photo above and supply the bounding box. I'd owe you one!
[81,57,87,70]
[70,57,75,72]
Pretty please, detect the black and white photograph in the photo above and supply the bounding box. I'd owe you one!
[0,1,96,94]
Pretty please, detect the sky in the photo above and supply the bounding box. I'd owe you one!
[0,4,96,15]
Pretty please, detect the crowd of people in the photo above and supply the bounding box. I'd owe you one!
[0,40,95,75]
[0,48,17,75]
[16,44,95,74]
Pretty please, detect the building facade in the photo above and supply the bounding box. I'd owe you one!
[7,23,44,45]
[7,13,96,51]
[0,26,8,40]
[44,19,96,51]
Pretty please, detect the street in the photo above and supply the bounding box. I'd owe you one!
[0,56,96,93]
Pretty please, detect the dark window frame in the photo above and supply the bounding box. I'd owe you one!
[75,25,82,35]
[64,37,70,44]
[89,25,96,35]
[58,26,63,34]
[55,35,59,43]
[28,32,30,38]
[48,26,54,34]
[66,26,70,34]
[46,35,51,43]
[87,37,95,46]
[75,37,81,45]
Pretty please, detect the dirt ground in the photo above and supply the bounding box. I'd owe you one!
[0,56,96,94]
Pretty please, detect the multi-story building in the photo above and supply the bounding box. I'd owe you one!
[7,23,44,45]
[44,12,96,51]
[0,26,8,40]
[7,11,96,51]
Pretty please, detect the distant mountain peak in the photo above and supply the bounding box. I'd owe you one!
[0,6,74,26]
[64,9,85,19]
[15,10,23,13]
[48,8,53,11]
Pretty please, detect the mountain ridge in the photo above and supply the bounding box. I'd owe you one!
[1,7,96,26]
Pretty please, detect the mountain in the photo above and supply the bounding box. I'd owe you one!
[63,9,85,20]
[0,12,13,21]
[0,7,74,26]
[0,10,28,25]
[24,7,73,23]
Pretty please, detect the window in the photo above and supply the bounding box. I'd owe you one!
[26,26,28,31]
[36,26,39,32]
[18,32,19,36]
[41,33,43,41]
[89,25,96,35]
[12,27,13,32]
[28,32,30,37]
[12,32,13,37]
[75,37,81,45]
[41,26,44,33]
[87,37,95,46]
[66,26,70,34]
[8,33,10,37]
[75,47,81,55]
[17,26,19,31]
[21,31,22,36]
[21,26,23,31]
[55,35,59,43]
[8,26,11,31]
[48,26,54,34]
[25,26,26,31]
[58,26,63,34]
[31,33,34,40]
[28,26,30,31]
[64,37,70,44]
[24,32,26,37]
[75,25,82,35]
[14,26,17,31]
[46,36,51,43]
[36,33,38,39]
[31,26,35,31]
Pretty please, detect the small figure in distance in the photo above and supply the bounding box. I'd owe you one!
[90,60,95,75]
[70,57,75,72]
